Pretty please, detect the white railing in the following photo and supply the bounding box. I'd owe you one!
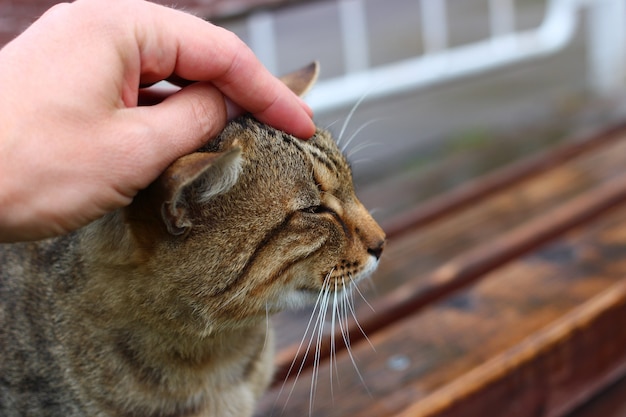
[245,0,626,114]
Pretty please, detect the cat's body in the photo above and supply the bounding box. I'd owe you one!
[2,232,273,417]
[0,64,385,417]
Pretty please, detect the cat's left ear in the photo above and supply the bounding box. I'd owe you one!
[279,61,320,97]
[152,148,242,236]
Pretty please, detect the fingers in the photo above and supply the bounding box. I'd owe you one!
[66,0,315,138]
[138,84,244,121]
[129,82,228,168]
[130,0,316,138]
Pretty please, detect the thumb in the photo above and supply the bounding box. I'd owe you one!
[133,81,228,165]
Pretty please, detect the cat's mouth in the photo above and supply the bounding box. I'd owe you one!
[282,256,380,309]
[295,257,380,295]
[326,256,380,287]
[294,278,351,296]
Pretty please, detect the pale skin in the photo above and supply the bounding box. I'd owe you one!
[0,0,316,243]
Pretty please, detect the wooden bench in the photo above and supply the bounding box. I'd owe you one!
[258,123,626,416]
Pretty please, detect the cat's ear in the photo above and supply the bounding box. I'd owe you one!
[279,61,319,97]
[154,148,242,236]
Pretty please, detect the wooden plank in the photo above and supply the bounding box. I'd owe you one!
[395,281,626,417]
[380,122,626,239]
[565,376,626,417]
[257,203,626,416]
[270,126,626,379]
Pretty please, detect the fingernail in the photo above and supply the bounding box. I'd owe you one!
[225,98,244,121]
[299,97,314,118]
[297,118,317,140]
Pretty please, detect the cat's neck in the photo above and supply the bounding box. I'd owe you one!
[61,291,272,416]
[72,213,270,357]
[112,320,270,381]
[43,213,274,415]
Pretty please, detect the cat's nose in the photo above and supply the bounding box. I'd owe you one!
[367,240,385,260]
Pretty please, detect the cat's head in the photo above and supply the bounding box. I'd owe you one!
[108,63,384,330]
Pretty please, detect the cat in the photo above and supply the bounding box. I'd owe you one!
[0,62,385,417]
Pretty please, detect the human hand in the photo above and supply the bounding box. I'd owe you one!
[0,0,315,242]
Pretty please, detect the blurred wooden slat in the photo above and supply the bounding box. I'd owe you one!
[395,280,626,417]
[381,122,626,239]
[258,203,626,416]
[565,376,626,417]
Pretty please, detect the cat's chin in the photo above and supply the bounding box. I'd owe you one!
[272,256,380,311]
[267,287,335,312]
[355,255,380,283]
[280,289,322,310]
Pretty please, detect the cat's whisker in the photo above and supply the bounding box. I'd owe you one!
[331,279,347,397]
[336,281,367,389]
[341,119,382,155]
[346,141,384,160]
[337,92,369,146]
[349,157,372,167]
[333,287,346,381]
[329,280,339,401]
[309,278,332,416]
[323,119,341,131]
[348,275,376,312]
[263,303,271,353]
[342,278,354,348]
[337,279,351,348]
[339,278,371,395]
[276,272,332,413]
[339,279,350,353]
[347,276,376,353]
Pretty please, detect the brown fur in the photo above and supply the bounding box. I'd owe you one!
[0,63,385,417]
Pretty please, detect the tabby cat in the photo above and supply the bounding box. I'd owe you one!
[0,63,385,417]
